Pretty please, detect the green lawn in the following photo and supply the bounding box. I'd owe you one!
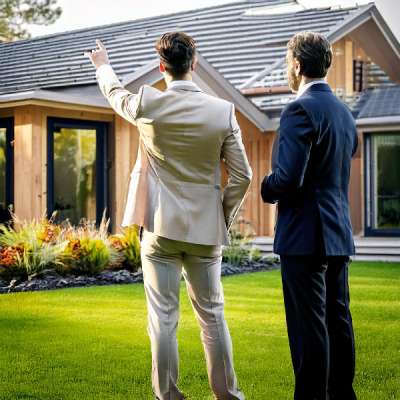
[0,262,399,400]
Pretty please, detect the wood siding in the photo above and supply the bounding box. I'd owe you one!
[327,35,371,96]
[4,104,113,222]
[13,106,44,220]
[236,111,276,236]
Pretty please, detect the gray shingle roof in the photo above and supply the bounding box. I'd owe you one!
[0,0,364,95]
[356,86,400,119]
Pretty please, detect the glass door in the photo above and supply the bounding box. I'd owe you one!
[47,118,109,225]
[0,118,14,223]
[365,132,400,236]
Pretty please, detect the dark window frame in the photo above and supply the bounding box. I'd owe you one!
[364,132,400,237]
[0,117,14,220]
[47,117,110,226]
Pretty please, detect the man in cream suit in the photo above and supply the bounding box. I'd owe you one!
[86,32,251,400]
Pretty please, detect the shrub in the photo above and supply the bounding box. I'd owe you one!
[248,247,262,262]
[222,228,249,266]
[222,244,248,266]
[109,226,141,272]
[0,213,67,282]
[62,237,112,276]
[222,217,263,267]
[59,215,122,276]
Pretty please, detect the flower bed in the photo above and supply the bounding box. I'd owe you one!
[0,214,279,294]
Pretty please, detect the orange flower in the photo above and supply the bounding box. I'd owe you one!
[38,223,60,243]
[109,236,125,251]
[0,246,23,267]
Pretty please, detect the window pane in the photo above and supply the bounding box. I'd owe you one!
[53,128,96,224]
[373,134,400,230]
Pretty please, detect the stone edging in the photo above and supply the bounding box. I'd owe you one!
[0,257,280,294]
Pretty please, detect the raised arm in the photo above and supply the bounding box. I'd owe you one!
[85,39,143,125]
[221,104,253,231]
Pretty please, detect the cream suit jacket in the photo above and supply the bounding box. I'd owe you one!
[96,64,252,246]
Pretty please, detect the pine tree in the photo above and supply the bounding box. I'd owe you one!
[0,0,62,41]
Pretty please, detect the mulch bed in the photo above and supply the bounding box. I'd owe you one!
[0,257,280,294]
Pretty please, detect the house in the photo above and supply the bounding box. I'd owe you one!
[0,0,399,244]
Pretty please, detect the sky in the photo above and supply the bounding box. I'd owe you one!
[28,0,399,40]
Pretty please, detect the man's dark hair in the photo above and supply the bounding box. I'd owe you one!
[287,31,333,78]
[155,32,196,77]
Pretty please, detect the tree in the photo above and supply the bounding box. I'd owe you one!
[0,0,62,41]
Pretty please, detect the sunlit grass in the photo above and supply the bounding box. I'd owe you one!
[0,262,398,399]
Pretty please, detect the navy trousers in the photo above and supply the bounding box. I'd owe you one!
[280,255,357,400]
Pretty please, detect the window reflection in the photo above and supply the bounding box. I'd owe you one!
[372,134,400,230]
[0,129,6,212]
[53,128,96,224]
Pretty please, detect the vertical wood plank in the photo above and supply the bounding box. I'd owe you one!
[345,38,354,96]
[252,139,259,235]
[14,105,44,220]
[113,115,133,230]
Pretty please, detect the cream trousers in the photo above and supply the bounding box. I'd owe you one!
[140,229,245,400]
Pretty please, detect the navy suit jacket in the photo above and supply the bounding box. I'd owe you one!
[261,83,358,256]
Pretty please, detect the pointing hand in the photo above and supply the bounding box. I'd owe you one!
[84,39,110,69]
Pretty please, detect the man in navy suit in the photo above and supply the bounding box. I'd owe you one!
[261,32,358,400]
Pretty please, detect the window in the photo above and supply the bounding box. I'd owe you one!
[353,60,365,92]
[0,118,14,223]
[47,118,109,226]
[365,132,400,236]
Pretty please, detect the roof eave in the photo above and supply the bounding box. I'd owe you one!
[356,115,400,126]
[0,88,111,110]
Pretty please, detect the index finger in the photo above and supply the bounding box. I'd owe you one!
[96,39,105,50]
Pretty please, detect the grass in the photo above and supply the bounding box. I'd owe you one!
[0,262,399,400]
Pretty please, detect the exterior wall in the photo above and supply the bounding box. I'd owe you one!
[236,112,275,236]
[327,35,371,97]
[112,116,139,230]
[0,104,113,222]
[13,105,45,221]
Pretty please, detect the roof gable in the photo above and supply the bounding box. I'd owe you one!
[240,3,400,90]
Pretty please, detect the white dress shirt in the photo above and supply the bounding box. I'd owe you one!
[296,79,328,98]
[167,79,198,89]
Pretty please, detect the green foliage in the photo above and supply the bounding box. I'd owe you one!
[0,212,128,281]
[248,246,262,262]
[222,221,262,267]
[222,244,248,266]
[62,237,113,276]
[0,0,62,41]
[109,226,141,272]
[0,213,67,281]
[59,215,122,276]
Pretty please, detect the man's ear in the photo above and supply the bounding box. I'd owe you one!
[191,56,198,72]
[294,58,301,77]
[159,61,166,73]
